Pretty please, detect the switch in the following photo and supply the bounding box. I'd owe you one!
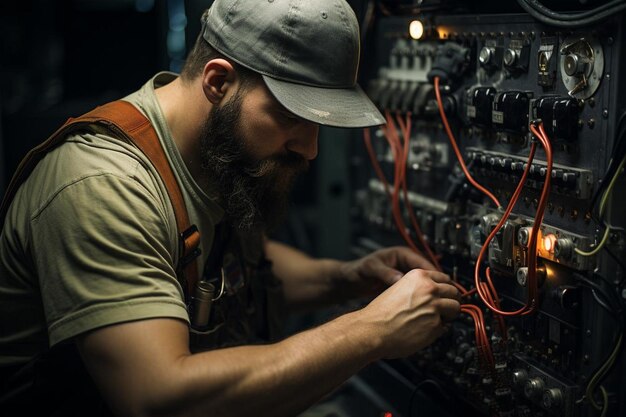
[534,96,580,142]
[493,91,532,133]
[467,87,496,127]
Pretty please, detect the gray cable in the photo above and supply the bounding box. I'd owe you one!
[517,0,626,27]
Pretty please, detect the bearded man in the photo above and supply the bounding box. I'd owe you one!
[0,1,460,416]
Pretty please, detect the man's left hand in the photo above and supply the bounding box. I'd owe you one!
[338,246,440,297]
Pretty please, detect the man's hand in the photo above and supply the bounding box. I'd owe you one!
[265,240,443,310]
[358,268,461,359]
[337,246,438,297]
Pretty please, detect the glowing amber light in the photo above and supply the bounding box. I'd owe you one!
[409,20,424,40]
[543,233,557,253]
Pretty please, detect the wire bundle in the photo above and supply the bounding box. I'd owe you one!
[474,123,553,317]
[363,110,441,270]
[516,0,626,28]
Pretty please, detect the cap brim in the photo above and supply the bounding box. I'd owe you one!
[262,75,385,128]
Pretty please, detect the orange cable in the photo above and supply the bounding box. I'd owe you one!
[433,76,501,208]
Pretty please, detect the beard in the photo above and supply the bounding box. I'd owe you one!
[199,89,309,233]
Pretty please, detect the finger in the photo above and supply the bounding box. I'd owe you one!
[435,282,460,300]
[389,246,437,272]
[436,298,461,321]
[368,262,403,287]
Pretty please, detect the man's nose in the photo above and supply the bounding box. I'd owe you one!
[286,122,319,160]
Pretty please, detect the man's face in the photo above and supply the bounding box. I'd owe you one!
[199,80,319,233]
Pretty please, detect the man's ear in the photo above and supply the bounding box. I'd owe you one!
[201,59,236,104]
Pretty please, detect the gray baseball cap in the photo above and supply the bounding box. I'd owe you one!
[201,0,385,128]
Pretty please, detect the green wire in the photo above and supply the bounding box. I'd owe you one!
[576,154,626,256]
[585,333,623,410]
[599,386,609,417]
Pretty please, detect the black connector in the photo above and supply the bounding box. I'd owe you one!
[427,43,471,85]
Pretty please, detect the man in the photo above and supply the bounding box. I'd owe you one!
[0,0,460,416]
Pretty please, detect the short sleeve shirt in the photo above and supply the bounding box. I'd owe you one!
[0,72,224,367]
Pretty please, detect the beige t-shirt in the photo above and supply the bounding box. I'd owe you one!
[0,72,225,367]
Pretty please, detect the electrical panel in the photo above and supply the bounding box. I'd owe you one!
[351,8,626,417]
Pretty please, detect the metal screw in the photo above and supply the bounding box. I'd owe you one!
[602,109,609,118]
[588,119,595,128]
[586,329,592,337]
[517,267,529,286]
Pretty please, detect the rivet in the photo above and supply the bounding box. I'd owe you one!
[321,11,328,19]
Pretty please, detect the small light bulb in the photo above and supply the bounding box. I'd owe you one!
[543,234,557,253]
[409,20,424,40]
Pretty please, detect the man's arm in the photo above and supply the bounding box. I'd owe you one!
[77,269,460,417]
[265,239,438,311]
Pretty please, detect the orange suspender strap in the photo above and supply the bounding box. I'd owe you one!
[0,100,201,298]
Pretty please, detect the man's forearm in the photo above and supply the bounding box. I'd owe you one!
[80,269,459,417]
[265,240,351,310]
[172,310,380,417]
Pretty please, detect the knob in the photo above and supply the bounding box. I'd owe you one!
[503,48,518,66]
[512,369,528,386]
[554,238,574,260]
[542,388,563,409]
[524,377,545,399]
[562,172,577,184]
[479,46,495,66]
[564,53,585,76]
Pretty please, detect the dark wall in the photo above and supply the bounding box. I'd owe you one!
[0,0,169,193]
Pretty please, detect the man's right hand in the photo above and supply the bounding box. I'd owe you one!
[358,269,461,359]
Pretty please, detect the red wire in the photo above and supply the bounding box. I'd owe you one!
[363,128,392,198]
[475,123,553,316]
[365,116,421,254]
[433,76,501,208]
[395,112,442,271]
[461,305,495,369]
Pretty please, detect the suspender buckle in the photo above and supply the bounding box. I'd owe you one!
[179,224,201,268]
